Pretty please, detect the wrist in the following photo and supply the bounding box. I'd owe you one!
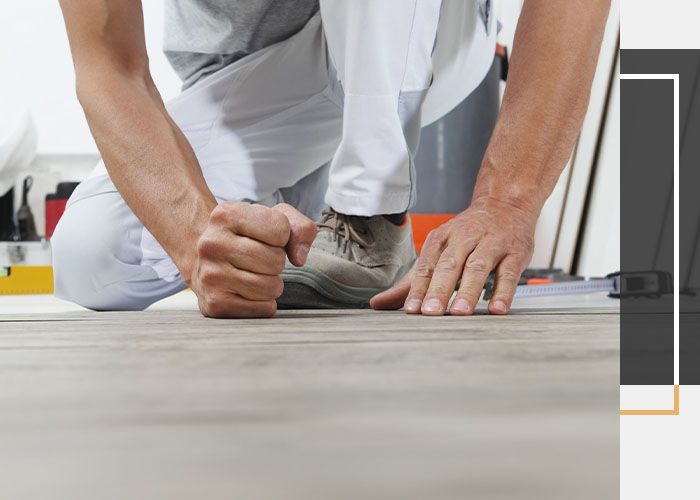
[471,166,545,217]
[172,196,216,285]
[472,153,551,218]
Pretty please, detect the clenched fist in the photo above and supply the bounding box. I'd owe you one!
[189,202,317,318]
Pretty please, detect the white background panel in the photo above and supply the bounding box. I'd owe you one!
[620,2,698,499]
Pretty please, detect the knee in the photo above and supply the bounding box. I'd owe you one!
[51,196,146,311]
[52,206,121,311]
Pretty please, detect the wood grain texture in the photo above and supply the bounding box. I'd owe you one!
[0,306,619,500]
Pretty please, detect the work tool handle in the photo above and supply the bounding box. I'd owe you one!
[21,176,33,206]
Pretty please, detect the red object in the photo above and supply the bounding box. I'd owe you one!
[45,182,79,239]
[45,198,69,239]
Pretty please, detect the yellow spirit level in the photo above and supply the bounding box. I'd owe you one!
[0,265,53,295]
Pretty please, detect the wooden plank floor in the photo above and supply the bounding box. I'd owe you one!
[0,296,619,500]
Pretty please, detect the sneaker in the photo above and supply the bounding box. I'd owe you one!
[279,208,417,308]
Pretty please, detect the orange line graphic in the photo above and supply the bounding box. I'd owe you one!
[620,385,680,416]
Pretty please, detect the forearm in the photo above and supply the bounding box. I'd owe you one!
[473,0,611,215]
[371,0,612,315]
[77,69,216,281]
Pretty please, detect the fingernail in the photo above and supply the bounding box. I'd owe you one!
[450,298,471,315]
[404,299,422,313]
[422,298,443,314]
[491,300,508,314]
[295,244,310,264]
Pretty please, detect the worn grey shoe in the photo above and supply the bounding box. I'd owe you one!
[279,209,417,308]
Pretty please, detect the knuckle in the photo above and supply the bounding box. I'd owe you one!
[200,305,215,318]
[488,234,506,248]
[225,200,247,212]
[435,254,460,273]
[211,201,241,221]
[514,234,535,253]
[498,268,520,282]
[268,208,287,226]
[459,222,481,237]
[271,248,287,274]
[524,237,535,254]
[424,229,445,246]
[279,216,292,235]
[233,238,254,260]
[199,267,222,288]
[246,274,282,299]
[496,235,516,250]
[302,218,318,235]
[210,204,227,223]
[259,301,277,318]
[201,295,227,318]
[204,303,223,318]
[261,276,284,298]
[269,213,291,244]
[197,236,219,258]
[465,257,490,274]
[415,261,435,280]
[506,247,531,267]
[272,277,285,298]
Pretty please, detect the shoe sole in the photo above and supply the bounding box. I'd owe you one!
[278,263,412,309]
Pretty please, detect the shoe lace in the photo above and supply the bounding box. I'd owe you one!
[318,209,375,255]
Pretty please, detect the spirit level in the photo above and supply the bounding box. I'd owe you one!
[0,265,53,295]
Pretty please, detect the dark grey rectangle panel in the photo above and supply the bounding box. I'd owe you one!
[620,76,674,385]
[620,50,700,385]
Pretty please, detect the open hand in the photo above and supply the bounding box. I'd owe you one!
[370,196,536,316]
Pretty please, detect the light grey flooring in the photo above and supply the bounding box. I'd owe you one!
[0,295,619,500]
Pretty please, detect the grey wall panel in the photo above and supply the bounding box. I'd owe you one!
[413,58,501,214]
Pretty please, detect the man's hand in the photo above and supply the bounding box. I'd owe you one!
[370,197,535,315]
[190,202,317,318]
[372,0,610,316]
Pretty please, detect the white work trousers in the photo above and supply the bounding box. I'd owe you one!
[52,0,496,310]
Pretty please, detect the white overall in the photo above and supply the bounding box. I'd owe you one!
[52,0,496,310]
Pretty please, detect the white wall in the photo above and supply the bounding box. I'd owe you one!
[0,2,181,155]
[576,58,621,276]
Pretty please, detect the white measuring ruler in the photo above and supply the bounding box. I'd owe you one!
[512,278,618,298]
